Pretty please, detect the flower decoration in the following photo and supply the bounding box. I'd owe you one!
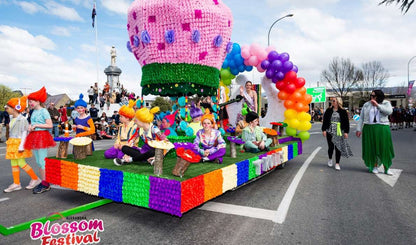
[127,41,132,52]
[141,30,151,44]
[165,30,175,44]
[133,35,140,47]
[226,42,233,54]
[213,35,223,47]
[192,30,200,43]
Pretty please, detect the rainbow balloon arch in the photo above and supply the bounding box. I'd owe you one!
[220,43,312,141]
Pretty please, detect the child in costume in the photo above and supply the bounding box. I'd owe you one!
[24,87,56,194]
[73,94,95,138]
[188,104,203,136]
[113,106,165,166]
[193,111,226,164]
[242,111,272,153]
[4,96,41,193]
[104,100,138,159]
[161,111,178,137]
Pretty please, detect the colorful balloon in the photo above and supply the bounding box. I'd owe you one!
[298,131,310,141]
[286,127,297,136]
[284,109,297,119]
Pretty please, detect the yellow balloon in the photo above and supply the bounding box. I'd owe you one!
[297,112,311,122]
[284,109,297,119]
[288,118,300,129]
[298,120,312,131]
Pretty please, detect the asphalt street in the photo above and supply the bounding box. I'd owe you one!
[0,122,415,245]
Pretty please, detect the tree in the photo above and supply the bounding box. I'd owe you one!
[151,97,172,112]
[0,84,20,109]
[321,57,363,98]
[357,61,390,97]
[379,0,414,13]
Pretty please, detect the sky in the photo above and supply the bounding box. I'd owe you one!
[0,0,416,100]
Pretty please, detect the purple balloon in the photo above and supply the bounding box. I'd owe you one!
[292,65,298,73]
[261,60,270,70]
[282,61,293,72]
[267,51,279,61]
[272,77,279,83]
[270,60,282,71]
[279,52,290,62]
[266,69,274,79]
[276,71,285,81]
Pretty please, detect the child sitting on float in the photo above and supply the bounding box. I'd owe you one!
[73,94,95,138]
[242,111,272,153]
[192,110,226,164]
[161,111,178,137]
[113,106,166,166]
[3,96,41,193]
[188,104,203,135]
[104,101,137,159]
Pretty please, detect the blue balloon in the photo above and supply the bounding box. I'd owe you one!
[222,60,229,69]
[238,65,245,72]
[245,66,253,71]
[232,43,241,54]
[230,67,239,75]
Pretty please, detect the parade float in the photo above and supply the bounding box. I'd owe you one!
[43,0,311,217]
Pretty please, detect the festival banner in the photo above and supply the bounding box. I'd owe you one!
[407,80,415,96]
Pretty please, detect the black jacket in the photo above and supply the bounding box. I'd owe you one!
[321,107,350,134]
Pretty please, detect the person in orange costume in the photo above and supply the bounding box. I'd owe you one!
[3,96,41,193]
[73,94,95,137]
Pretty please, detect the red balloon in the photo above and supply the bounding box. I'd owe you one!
[285,83,296,94]
[278,91,289,100]
[275,81,286,91]
[284,71,298,83]
[295,77,306,88]
[284,99,295,109]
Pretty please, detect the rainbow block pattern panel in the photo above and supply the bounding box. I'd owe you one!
[45,141,300,217]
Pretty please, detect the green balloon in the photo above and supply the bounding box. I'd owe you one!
[223,78,232,86]
[220,68,231,80]
[286,127,297,136]
[298,131,310,141]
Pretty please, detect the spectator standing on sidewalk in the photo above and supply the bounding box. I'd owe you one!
[93,82,99,104]
[87,86,95,105]
[47,102,60,138]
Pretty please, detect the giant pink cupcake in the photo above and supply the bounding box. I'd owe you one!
[127,0,233,97]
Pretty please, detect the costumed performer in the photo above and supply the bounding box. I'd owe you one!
[193,110,226,164]
[104,100,138,159]
[161,111,178,137]
[3,96,41,193]
[188,104,203,136]
[113,106,166,166]
[24,87,56,194]
[242,111,271,153]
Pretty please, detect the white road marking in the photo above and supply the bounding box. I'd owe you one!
[199,202,276,221]
[199,147,321,224]
[375,165,403,187]
[0,198,10,202]
[309,132,322,135]
[273,146,321,224]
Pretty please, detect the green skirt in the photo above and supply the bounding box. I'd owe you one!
[362,124,395,170]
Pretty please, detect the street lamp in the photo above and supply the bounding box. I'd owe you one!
[408,55,416,85]
[267,14,294,46]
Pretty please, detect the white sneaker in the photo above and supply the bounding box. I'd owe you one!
[4,183,22,193]
[372,167,379,174]
[385,169,393,175]
[26,179,42,190]
[335,164,341,171]
[327,159,333,167]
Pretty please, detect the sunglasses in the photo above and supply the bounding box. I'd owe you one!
[370,94,376,97]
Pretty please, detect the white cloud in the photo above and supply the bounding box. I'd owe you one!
[0,25,96,99]
[14,0,83,22]
[101,0,131,15]
[51,26,71,36]
[15,1,44,14]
